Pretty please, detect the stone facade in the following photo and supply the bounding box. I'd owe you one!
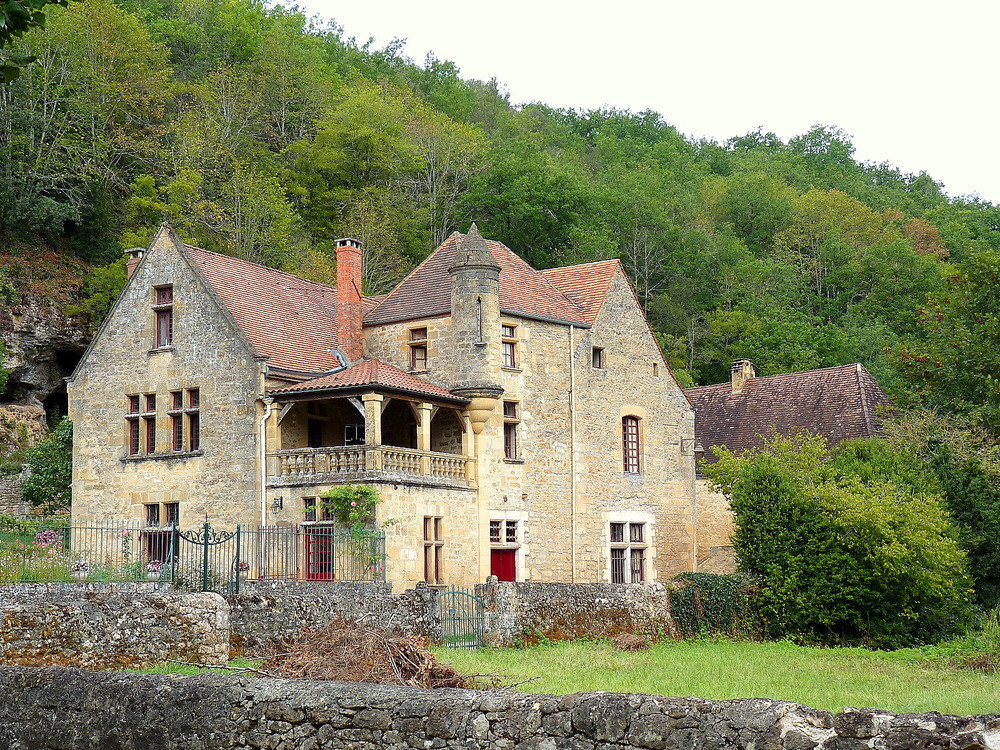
[0,585,229,668]
[69,224,697,588]
[0,667,996,750]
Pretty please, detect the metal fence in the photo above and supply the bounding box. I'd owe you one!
[0,520,386,593]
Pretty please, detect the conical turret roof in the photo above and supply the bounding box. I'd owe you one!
[449,223,501,272]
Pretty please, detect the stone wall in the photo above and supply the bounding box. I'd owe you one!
[0,585,229,668]
[0,667,996,750]
[226,580,439,651]
[477,580,677,646]
[0,472,30,516]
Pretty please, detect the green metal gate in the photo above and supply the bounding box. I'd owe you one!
[166,522,243,594]
[438,586,485,648]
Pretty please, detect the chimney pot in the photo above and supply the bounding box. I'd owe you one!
[335,238,364,363]
[731,359,756,394]
[124,247,145,279]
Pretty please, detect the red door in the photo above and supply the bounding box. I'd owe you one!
[305,529,335,580]
[490,549,516,581]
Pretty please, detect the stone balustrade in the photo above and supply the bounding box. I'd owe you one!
[266,445,473,487]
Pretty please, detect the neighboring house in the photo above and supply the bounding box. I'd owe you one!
[685,359,891,572]
[68,223,697,588]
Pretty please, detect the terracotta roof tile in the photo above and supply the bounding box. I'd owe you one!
[541,259,620,325]
[183,245,342,374]
[362,295,387,315]
[267,359,466,403]
[684,363,891,463]
[364,232,590,327]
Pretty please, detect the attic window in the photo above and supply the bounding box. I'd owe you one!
[153,285,174,348]
[409,327,428,371]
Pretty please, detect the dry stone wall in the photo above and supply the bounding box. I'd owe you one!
[0,584,229,668]
[0,667,996,750]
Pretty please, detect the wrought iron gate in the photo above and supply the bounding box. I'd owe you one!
[438,586,485,648]
[165,522,243,594]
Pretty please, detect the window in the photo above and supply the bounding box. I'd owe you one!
[501,324,518,368]
[154,285,173,348]
[169,391,183,451]
[610,522,647,583]
[127,395,141,455]
[345,423,364,446]
[303,497,317,522]
[622,415,641,474]
[143,394,156,453]
[503,401,520,460]
[592,347,605,369]
[490,519,519,546]
[164,502,179,527]
[145,503,160,527]
[652,363,659,377]
[187,389,200,451]
[409,327,428,371]
[423,516,443,585]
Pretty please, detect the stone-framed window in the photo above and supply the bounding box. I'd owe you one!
[153,285,173,348]
[423,515,444,585]
[126,395,141,455]
[592,347,605,369]
[145,502,160,526]
[143,394,157,454]
[127,394,157,456]
[610,521,647,583]
[622,415,641,474]
[168,391,184,451]
[164,502,180,526]
[408,327,428,371]
[501,324,518,369]
[187,389,201,451]
[503,401,520,460]
[303,496,317,522]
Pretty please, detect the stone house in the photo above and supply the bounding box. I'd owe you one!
[686,359,891,572]
[68,223,697,588]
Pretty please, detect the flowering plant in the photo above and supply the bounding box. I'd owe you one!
[237,561,250,573]
[321,485,380,529]
[146,560,163,573]
[71,559,89,573]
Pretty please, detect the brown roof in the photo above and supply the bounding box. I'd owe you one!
[364,233,591,327]
[184,245,343,374]
[267,359,467,404]
[541,259,620,325]
[684,363,890,462]
[362,295,387,315]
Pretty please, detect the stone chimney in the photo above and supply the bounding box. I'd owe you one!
[125,248,144,278]
[335,237,364,363]
[731,359,756,394]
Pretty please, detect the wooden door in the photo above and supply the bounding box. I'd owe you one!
[490,549,516,582]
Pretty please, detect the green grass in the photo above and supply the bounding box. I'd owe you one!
[126,657,263,676]
[433,639,1000,715]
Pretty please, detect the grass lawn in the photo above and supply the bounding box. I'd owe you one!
[434,639,1000,716]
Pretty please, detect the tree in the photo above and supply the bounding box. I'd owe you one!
[21,418,72,514]
[0,0,76,81]
[704,434,972,647]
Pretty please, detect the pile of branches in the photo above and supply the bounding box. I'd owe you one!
[262,618,474,689]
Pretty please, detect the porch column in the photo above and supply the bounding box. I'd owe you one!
[362,393,383,471]
[417,402,433,476]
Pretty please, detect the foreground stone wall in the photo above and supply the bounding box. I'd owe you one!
[477,580,678,646]
[0,585,229,668]
[226,580,440,651]
[0,667,996,750]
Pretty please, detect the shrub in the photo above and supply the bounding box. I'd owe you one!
[670,572,759,638]
[21,418,73,514]
[705,434,973,648]
[320,485,380,531]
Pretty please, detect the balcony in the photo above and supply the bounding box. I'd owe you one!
[266,445,475,489]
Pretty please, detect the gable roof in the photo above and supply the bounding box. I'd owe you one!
[684,363,890,463]
[540,259,621,325]
[183,245,343,374]
[364,232,591,327]
[267,359,467,404]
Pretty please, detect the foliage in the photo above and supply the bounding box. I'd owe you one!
[63,258,128,332]
[669,572,759,638]
[0,0,77,81]
[0,337,8,395]
[21,417,72,514]
[704,434,972,648]
[320,484,380,530]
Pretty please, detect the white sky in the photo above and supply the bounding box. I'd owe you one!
[303,0,1000,204]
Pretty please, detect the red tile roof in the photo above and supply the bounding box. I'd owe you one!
[541,259,621,325]
[183,245,343,374]
[364,233,591,327]
[267,359,466,403]
[684,363,890,462]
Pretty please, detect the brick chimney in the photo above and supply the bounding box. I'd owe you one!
[335,237,364,363]
[124,248,144,278]
[731,359,756,394]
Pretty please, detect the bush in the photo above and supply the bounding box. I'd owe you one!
[21,418,73,514]
[670,572,759,638]
[704,434,973,648]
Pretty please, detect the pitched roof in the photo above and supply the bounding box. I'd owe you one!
[684,363,890,463]
[364,232,591,327]
[183,245,343,374]
[267,359,466,403]
[541,259,621,325]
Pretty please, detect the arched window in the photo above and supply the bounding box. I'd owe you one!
[622,416,641,474]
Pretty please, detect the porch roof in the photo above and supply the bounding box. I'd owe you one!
[266,359,469,405]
